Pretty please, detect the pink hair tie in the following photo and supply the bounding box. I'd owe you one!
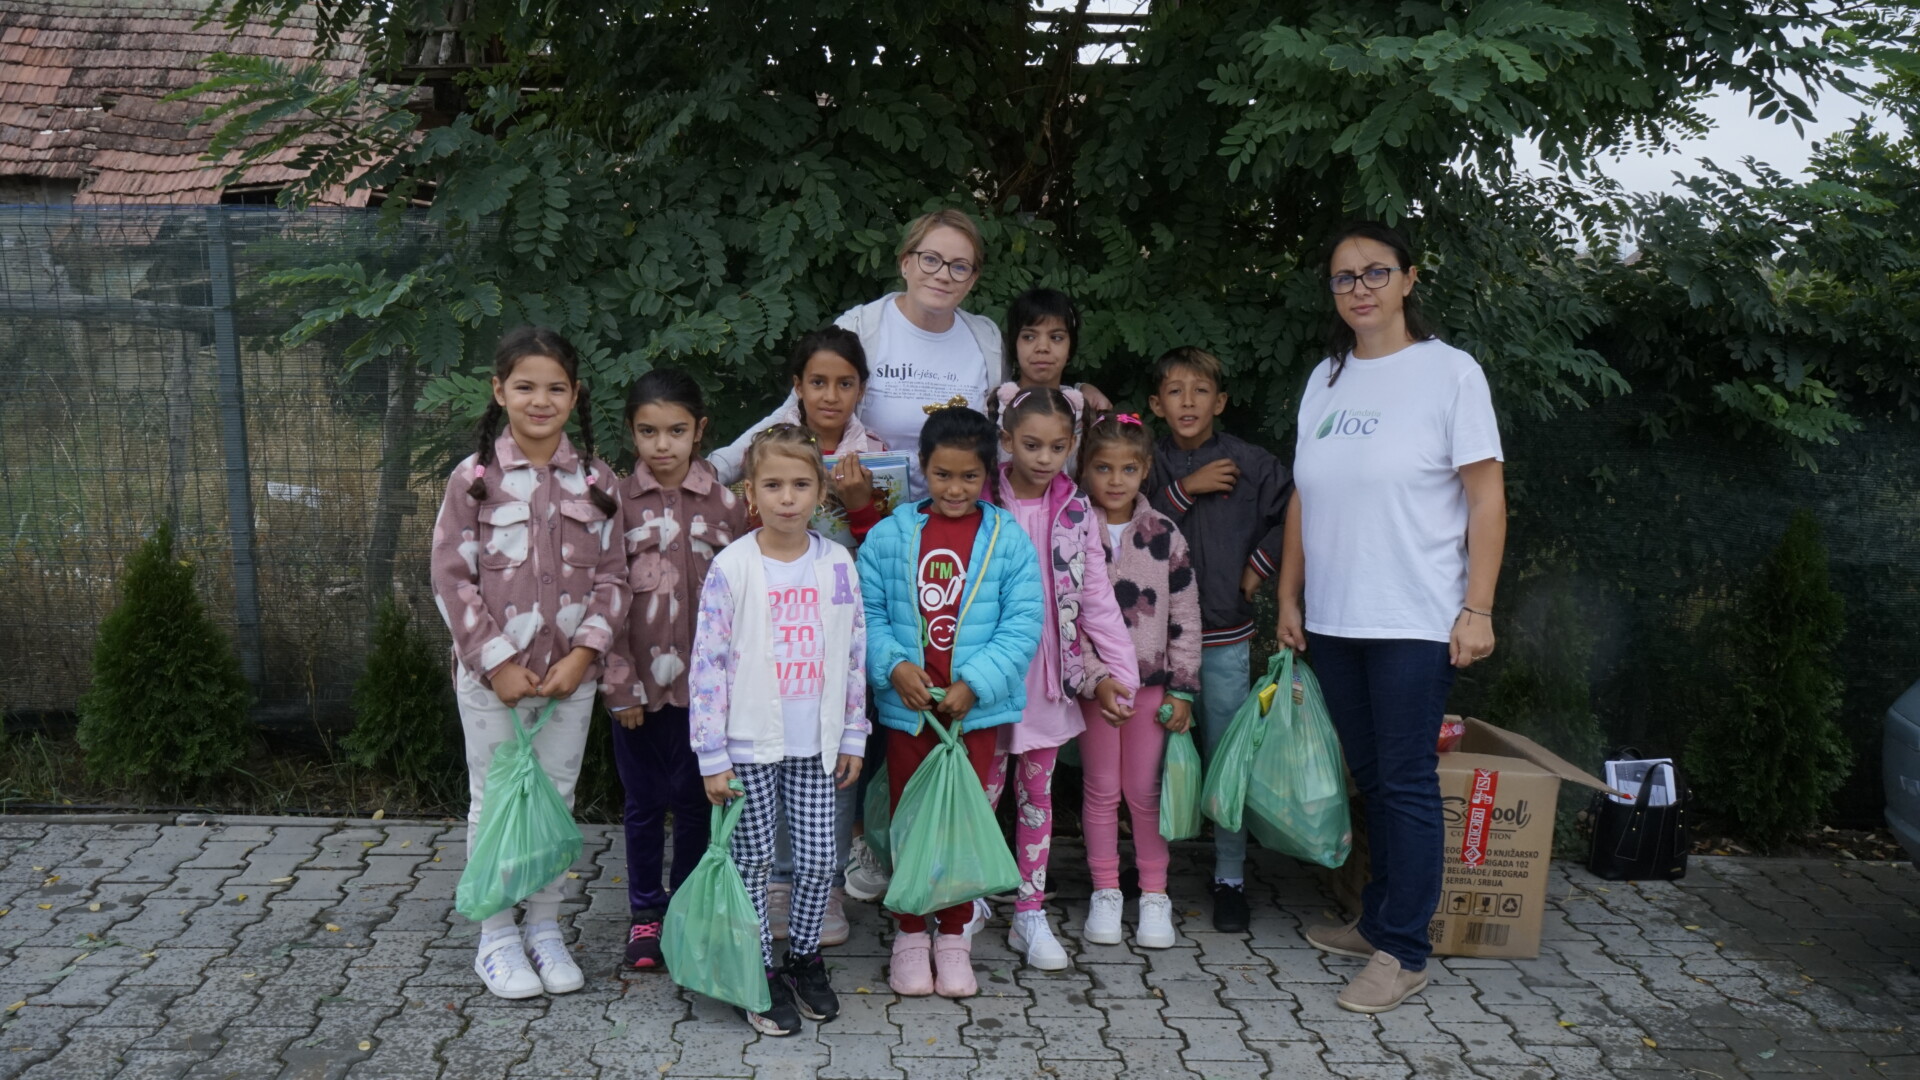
[1116,413,1143,426]
[1009,390,1032,410]
[474,465,487,479]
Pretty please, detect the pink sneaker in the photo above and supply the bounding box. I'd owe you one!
[888,931,934,996]
[933,933,978,998]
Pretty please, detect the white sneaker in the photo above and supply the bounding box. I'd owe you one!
[1135,893,1178,949]
[844,835,891,902]
[1084,889,1124,945]
[962,898,990,941]
[475,933,543,999]
[521,922,585,994]
[1009,910,1070,971]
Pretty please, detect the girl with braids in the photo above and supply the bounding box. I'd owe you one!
[429,325,624,1000]
[601,368,749,972]
[991,387,1137,971]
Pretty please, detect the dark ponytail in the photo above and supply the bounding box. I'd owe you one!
[1322,221,1438,387]
[468,325,614,513]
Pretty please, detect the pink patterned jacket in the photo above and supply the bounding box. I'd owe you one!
[1098,496,1202,698]
[428,432,624,686]
[1001,468,1139,713]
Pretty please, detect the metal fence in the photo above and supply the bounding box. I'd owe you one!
[0,205,451,726]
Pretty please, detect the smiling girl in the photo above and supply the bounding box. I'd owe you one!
[430,326,624,1000]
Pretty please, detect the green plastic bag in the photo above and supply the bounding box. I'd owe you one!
[455,700,585,923]
[663,785,771,1013]
[882,703,1021,916]
[862,759,893,873]
[1159,722,1205,842]
[1245,650,1352,868]
[1200,652,1289,832]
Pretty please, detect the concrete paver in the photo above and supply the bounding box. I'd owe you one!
[0,817,1914,1078]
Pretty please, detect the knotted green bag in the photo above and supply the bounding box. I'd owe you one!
[663,784,771,1013]
[882,697,1021,916]
[1244,650,1351,868]
[862,759,893,873]
[1158,714,1205,842]
[455,700,585,923]
[1199,652,1290,832]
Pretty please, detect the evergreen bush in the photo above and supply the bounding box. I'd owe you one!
[1487,578,1605,851]
[75,522,252,793]
[343,596,459,799]
[1685,511,1852,847]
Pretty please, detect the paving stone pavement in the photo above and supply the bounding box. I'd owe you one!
[1,815,1915,1079]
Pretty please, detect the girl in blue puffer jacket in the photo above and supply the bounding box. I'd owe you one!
[855,407,1044,1001]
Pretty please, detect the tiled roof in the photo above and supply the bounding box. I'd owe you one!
[0,1,377,205]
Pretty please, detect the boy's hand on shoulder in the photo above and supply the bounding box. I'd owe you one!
[704,770,738,806]
[935,680,976,723]
[890,662,936,711]
[1181,458,1240,496]
[488,662,539,706]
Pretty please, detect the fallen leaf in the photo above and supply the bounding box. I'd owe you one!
[271,877,294,884]
[1759,1050,1776,1060]
[362,842,377,848]
[35,905,50,911]
[1558,1021,1577,1028]
[1800,973,1815,982]
[657,1064,671,1075]
[1713,941,1724,948]
[1684,925,1700,931]
[87,903,100,913]
[357,1039,372,1051]
[31,868,42,873]
[925,1037,937,1045]
[41,876,59,886]
[234,894,248,903]
[432,857,441,864]
[325,924,342,932]
[1642,1037,1658,1049]
[855,987,870,994]
[0,909,8,917]
[567,872,580,879]
[400,840,411,848]
[372,810,385,821]
[241,972,256,979]
[4,1002,21,1014]
[612,876,624,884]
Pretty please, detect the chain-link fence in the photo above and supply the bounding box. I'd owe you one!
[0,205,453,727]
[3,204,1914,823]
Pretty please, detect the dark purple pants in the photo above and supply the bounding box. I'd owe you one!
[612,704,710,913]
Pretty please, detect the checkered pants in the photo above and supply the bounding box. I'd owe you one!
[732,757,839,967]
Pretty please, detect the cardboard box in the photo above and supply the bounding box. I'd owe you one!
[1326,716,1616,959]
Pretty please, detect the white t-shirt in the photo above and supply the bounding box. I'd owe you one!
[1106,522,1127,549]
[1293,339,1503,642]
[859,299,997,467]
[763,536,827,758]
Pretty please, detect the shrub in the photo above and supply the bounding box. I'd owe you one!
[1685,511,1852,847]
[1486,577,1604,851]
[343,596,459,799]
[76,522,252,793]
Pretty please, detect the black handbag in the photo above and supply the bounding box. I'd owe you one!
[1587,759,1690,881]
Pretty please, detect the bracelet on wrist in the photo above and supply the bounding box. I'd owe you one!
[1461,605,1492,619]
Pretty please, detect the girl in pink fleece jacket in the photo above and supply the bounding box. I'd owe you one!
[990,387,1138,971]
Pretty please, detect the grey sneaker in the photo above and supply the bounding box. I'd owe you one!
[1336,950,1429,1014]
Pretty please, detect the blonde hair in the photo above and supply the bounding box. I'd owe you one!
[743,422,830,488]
[897,208,985,270]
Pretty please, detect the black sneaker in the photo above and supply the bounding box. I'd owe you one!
[782,950,840,1022]
[1210,881,1250,933]
[740,970,802,1036]
[626,908,665,970]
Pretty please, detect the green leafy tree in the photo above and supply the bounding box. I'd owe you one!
[1686,510,1851,846]
[343,596,459,798]
[1486,577,1604,849]
[181,1,1918,452]
[76,523,252,794]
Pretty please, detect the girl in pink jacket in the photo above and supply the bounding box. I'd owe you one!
[991,387,1138,971]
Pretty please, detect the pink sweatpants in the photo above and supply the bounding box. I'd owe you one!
[1000,745,1060,914]
[1078,684,1170,894]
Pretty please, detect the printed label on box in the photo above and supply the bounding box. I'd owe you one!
[1461,768,1498,866]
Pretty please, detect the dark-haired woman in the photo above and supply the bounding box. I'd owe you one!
[429,326,625,999]
[1275,223,1507,1015]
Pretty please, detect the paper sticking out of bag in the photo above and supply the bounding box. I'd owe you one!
[1604,758,1678,806]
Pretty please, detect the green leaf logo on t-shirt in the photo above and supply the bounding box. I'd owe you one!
[1316,410,1339,439]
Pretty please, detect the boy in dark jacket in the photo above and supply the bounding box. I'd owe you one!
[1146,346,1291,933]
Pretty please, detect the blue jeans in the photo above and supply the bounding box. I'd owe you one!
[1305,633,1455,972]
[1198,641,1252,880]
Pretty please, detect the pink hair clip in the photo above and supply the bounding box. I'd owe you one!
[473,465,487,479]
[1008,390,1033,410]
[1116,413,1143,426]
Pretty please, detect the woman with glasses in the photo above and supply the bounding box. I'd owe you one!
[1273,221,1508,1015]
[716,209,1004,497]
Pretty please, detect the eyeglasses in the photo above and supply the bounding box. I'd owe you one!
[907,250,977,283]
[1328,267,1403,294]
